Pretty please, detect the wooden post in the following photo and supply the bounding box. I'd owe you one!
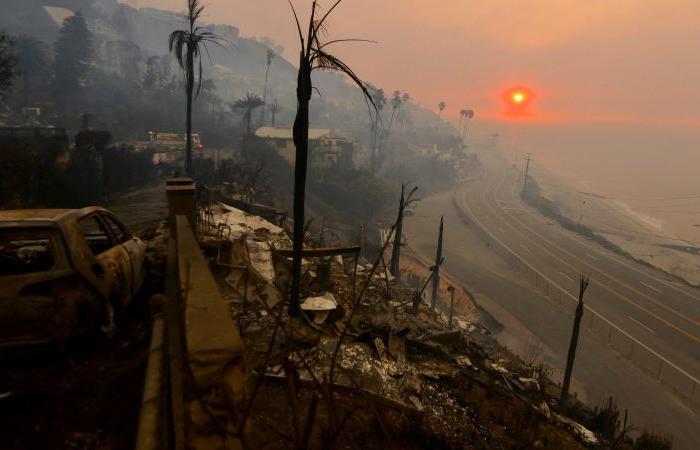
[448,286,455,328]
[560,273,590,414]
[431,216,444,310]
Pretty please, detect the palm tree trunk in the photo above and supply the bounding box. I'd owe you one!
[290,55,312,316]
[185,52,194,177]
[262,63,271,125]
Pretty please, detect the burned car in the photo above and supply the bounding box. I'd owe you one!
[0,207,146,347]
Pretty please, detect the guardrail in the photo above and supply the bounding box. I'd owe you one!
[135,208,248,449]
[452,187,700,410]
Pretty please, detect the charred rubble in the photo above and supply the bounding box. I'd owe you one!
[190,202,614,450]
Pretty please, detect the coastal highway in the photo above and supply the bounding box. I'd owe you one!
[459,155,700,386]
[404,151,700,449]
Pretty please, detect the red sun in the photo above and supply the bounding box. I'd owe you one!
[503,87,535,113]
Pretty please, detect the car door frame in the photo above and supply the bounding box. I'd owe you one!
[98,212,145,298]
[72,211,133,307]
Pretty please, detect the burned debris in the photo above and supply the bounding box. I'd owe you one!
[185,193,615,450]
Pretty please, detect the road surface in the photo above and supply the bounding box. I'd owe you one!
[404,151,700,450]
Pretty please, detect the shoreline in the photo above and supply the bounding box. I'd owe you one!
[522,162,700,287]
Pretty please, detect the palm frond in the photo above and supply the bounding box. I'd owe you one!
[312,0,343,43]
[306,1,319,58]
[318,38,377,51]
[312,48,374,109]
[287,1,305,47]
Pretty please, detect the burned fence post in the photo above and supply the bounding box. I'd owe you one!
[431,216,444,310]
[560,273,590,414]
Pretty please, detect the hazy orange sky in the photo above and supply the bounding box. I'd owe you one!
[122,0,700,126]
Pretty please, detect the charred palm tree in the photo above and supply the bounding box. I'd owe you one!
[233,92,265,136]
[169,0,221,177]
[287,0,375,315]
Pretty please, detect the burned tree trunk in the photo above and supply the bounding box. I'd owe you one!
[389,184,405,276]
[185,49,194,177]
[289,53,313,316]
[431,216,444,310]
[560,273,590,413]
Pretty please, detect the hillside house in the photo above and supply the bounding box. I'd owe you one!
[255,127,361,169]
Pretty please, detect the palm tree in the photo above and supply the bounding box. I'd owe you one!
[261,48,275,124]
[168,0,221,177]
[399,92,411,132]
[233,92,265,136]
[461,109,475,141]
[269,100,280,127]
[369,86,387,172]
[438,100,446,116]
[287,0,375,315]
[387,90,402,137]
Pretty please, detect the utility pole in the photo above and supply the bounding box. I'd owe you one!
[523,152,533,193]
[560,273,590,414]
[431,216,444,310]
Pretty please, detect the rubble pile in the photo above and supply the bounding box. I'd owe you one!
[199,204,606,449]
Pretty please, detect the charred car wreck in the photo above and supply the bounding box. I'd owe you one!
[0,207,146,347]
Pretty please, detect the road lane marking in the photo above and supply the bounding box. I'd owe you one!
[641,282,662,294]
[559,271,573,281]
[493,178,700,331]
[505,175,700,306]
[455,176,700,394]
[480,176,700,345]
[628,315,656,334]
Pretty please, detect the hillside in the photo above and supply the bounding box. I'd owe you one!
[1,0,454,144]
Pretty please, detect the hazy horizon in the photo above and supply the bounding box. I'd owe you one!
[121,0,700,127]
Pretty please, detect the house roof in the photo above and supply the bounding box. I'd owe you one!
[255,127,331,140]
